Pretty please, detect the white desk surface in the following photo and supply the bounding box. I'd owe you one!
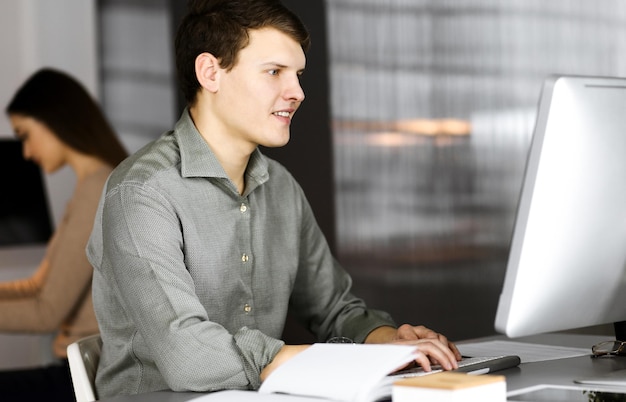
[96,332,626,402]
[0,244,56,369]
[0,244,46,272]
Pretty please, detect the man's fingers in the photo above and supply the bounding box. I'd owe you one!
[391,324,462,369]
[411,350,433,372]
[394,338,460,371]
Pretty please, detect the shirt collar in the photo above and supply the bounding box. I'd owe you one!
[174,108,270,190]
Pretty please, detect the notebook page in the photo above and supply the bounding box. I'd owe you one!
[259,343,417,402]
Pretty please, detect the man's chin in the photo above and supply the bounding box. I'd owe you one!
[263,135,291,148]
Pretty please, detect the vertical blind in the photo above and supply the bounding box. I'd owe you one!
[327,0,626,268]
[98,0,176,153]
[326,0,626,337]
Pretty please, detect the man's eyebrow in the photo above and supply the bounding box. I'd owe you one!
[261,61,305,71]
[261,61,287,68]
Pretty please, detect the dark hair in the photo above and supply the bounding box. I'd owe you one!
[5,68,128,167]
[175,0,310,105]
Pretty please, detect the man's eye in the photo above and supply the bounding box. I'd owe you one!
[268,69,279,76]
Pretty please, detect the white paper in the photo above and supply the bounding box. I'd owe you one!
[258,343,417,402]
[575,368,626,386]
[188,390,326,401]
[458,340,589,363]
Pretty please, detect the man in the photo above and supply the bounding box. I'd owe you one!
[87,0,461,397]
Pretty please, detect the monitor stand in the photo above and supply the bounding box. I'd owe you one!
[615,321,626,341]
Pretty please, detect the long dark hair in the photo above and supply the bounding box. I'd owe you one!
[6,68,128,167]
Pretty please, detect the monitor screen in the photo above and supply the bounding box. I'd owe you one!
[494,75,626,339]
[0,138,53,247]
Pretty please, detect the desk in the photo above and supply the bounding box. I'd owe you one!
[0,245,55,369]
[97,333,626,402]
[490,333,626,392]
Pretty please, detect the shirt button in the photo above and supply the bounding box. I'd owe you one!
[240,203,247,213]
[243,304,252,313]
[241,254,249,262]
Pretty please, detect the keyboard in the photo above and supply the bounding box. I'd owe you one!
[390,354,521,379]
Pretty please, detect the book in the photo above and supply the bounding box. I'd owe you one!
[189,389,330,401]
[258,343,418,402]
[392,371,506,402]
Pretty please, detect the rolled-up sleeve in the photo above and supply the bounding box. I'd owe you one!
[286,187,397,344]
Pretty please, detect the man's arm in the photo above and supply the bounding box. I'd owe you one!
[259,344,310,381]
[259,324,462,382]
[98,182,284,391]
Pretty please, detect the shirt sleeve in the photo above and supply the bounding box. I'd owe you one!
[98,182,284,392]
[287,185,397,344]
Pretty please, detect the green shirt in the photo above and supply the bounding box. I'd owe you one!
[87,109,396,397]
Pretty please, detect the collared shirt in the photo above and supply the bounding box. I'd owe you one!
[87,109,396,397]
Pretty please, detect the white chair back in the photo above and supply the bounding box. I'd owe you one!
[67,334,102,402]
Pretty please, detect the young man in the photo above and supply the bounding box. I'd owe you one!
[87,0,461,397]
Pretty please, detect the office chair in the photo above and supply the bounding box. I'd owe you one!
[67,334,102,402]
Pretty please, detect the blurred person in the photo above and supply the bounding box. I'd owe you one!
[87,0,462,398]
[1,67,128,401]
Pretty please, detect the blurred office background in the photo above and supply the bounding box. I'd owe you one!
[323,0,626,340]
[94,0,626,341]
[1,1,626,367]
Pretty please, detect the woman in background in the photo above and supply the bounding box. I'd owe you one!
[1,68,128,401]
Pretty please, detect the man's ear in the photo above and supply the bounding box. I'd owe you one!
[195,52,220,93]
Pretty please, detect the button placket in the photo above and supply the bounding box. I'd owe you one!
[238,199,252,316]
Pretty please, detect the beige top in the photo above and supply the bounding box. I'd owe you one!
[0,166,111,358]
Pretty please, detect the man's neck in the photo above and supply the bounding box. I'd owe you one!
[189,105,254,195]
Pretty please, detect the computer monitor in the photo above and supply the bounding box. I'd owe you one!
[494,75,626,341]
[0,138,53,247]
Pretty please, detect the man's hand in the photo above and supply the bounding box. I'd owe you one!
[260,345,309,382]
[365,324,462,372]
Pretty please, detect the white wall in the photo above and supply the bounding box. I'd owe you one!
[0,0,98,368]
[0,0,98,228]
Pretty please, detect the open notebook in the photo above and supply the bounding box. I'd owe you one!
[259,343,520,402]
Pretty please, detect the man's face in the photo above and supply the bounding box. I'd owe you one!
[215,27,306,150]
